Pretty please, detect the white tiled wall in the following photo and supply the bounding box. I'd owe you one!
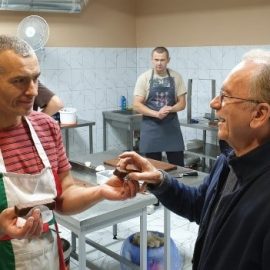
[37,45,270,156]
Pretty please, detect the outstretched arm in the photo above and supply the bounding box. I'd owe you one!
[55,170,140,215]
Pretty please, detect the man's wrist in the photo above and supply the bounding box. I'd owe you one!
[146,169,167,192]
[157,169,165,185]
[154,110,160,119]
[148,169,165,187]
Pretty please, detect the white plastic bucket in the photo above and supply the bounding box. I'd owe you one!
[59,107,77,124]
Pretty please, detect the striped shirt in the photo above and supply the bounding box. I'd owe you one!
[0,111,71,174]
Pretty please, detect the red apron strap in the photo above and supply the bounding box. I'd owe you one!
[53,170,62,197]
[54,222,67,270]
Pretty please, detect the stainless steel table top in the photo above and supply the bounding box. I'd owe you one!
[55,150,158,232]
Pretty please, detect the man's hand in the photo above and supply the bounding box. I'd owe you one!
[118,151,163,185]
[156,106,172,119]
[101,175,140,200]
[0,207,43,240]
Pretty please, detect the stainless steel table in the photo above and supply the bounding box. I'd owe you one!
[55,150,206,270]
[102,110,142,151]
[55,191,157,270]
[60,119,95,157]
[55,150,157,270]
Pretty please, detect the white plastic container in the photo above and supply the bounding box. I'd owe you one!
[96,170,114,185]
[59,107,77,124]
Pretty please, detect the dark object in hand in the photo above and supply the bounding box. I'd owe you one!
[15,198,56,217]
[113,168,130,179]
[113,166,139,179]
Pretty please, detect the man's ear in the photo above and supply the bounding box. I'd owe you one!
[250,103,270,128]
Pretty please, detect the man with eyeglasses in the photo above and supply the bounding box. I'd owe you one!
[116,49,270,270]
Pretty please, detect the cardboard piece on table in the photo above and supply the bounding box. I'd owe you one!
[103,157,177,172]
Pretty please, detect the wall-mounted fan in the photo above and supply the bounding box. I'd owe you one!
[17,15,49,51]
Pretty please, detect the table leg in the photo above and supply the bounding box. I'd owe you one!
[71,232,77,252]
[89,125,93,153]
[164,208,171,270]
[103,117,107,151]
[140,207,147,270]
[113,224,117,239]
[128,122,134,151]
[78,233,86,270]
[202,130,206,171]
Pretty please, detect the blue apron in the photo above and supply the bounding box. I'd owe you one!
[139,69,184,153]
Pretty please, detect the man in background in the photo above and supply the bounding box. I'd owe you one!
[133,46,186,166]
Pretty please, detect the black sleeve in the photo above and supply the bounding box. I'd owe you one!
[33,81,55,110]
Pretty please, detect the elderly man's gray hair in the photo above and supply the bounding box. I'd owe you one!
[242,49,270,63]
[242,49,270,104]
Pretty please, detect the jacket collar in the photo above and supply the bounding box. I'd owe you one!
[228,140,270,185]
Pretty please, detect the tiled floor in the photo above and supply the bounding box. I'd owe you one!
[59,205,198,270]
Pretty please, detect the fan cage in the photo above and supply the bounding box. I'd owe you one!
[17,15,49,51]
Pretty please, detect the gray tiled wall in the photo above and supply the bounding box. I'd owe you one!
[37,45,270,156]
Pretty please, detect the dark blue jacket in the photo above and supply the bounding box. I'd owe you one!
[149,141,270,270]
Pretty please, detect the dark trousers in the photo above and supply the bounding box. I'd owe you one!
[145,151,184,167]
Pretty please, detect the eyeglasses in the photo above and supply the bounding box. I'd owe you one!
[218,90,261,104]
